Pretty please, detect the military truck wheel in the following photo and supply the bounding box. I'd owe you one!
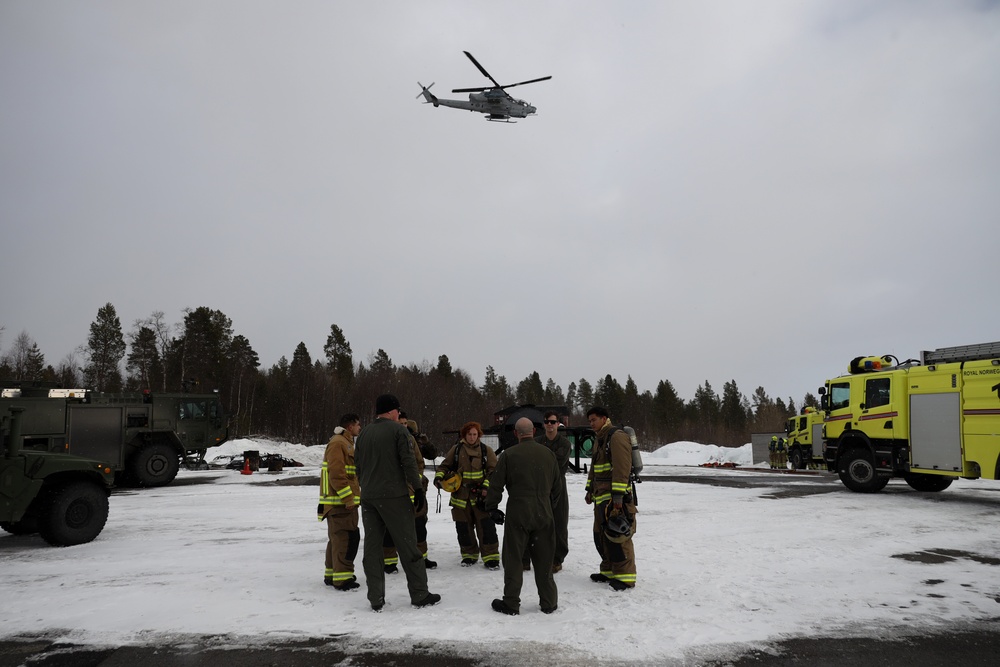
[838,448,889,493]
[1,517,39,536]
[37,481,109,546]
[789,448,804,470]
[130,443,180,487]
[904,473,954,492]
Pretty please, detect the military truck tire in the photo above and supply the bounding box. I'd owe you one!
[1,517,39,536]
[838,448,889,493]
[38,481,109,546]
[131,443,180,487]
[904,473,954,492]
[789,447,804,470]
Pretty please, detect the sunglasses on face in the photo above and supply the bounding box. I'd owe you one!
[543,419,559,425]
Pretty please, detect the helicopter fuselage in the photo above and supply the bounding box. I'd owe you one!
[431,92,534,119]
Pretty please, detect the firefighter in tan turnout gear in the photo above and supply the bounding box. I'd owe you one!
[585,406,637,590]
[435,421,501,568]
[318,413,362,591]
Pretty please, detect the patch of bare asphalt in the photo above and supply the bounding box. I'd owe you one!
[639,474,840,499]
[891,548,1000,566]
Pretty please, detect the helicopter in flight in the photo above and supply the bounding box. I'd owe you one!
[417,51,551,122]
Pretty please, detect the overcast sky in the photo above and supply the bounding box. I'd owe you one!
[2,1,998,408]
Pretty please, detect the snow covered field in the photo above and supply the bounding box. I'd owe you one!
[3,438,999,665]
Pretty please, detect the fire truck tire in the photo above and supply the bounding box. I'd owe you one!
[37,480,109,547]
[789,448,804,470]
[838,448,889,493]
[903,473,954,492]
[130,443,180,487]
[0,516,39,536]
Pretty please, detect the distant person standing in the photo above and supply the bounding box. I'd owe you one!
[485,417,561,615]
[776,437,787,469]
[354,394,440,612]
[318,413,361,591]
[534,410,571,573]
[769,436,778,469]
[585,406,637,591]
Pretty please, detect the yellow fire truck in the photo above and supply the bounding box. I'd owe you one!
[819,341,1000,493]
[784,406,825,469]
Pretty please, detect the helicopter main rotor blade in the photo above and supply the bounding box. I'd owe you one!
[451,86,489,93]
[463,51,503,89]
[500,75,552,90]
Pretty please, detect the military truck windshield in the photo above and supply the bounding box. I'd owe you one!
[179,401,207,420]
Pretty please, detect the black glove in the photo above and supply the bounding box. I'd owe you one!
[489,509,505,525]
[412,489,426,513]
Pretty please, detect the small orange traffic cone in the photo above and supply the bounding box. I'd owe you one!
[240,457,253,475]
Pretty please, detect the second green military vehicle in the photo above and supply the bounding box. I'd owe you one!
[1,382,229,487]
[1,406,115,546]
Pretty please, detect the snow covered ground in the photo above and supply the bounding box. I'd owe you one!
[3,438,1000,665]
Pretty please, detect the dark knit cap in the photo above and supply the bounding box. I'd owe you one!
[375,393,400,415]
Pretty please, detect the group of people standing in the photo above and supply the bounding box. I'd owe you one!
[318,393,638,615]
[769,435,788,469]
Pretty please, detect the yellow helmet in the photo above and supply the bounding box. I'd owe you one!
[441,472,462,493]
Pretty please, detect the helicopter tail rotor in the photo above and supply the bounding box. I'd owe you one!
[416,82,438,106]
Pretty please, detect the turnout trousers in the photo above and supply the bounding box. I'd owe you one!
[324,507,359,586]
[361,496,429,607]
[593,500,637,588]
[451,504,500,564]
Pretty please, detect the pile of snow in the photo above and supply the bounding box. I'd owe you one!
[205,437,325,467]
[646,441,754,467]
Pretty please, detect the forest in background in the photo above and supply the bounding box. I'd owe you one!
[0,304,817,449]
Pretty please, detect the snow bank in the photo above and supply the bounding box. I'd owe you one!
[646,441,753,466]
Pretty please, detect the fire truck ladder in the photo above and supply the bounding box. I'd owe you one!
[921,341,1000,365]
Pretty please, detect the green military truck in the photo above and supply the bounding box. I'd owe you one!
[2,406,115,546]
[1,382,229,487]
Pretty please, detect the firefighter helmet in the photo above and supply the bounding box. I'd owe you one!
[604,505,633,544]
[440,472,462,493]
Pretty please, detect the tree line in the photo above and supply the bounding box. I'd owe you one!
[0,304,816,449]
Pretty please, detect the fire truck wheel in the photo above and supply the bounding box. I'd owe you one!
[37,480,109,546]
[131,443,180,487]
[789,448,804,470]
[903,473,954,493]
[838,448,889,493]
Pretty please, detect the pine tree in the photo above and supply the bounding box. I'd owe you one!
[126,325,161,390]
[515,371,544,404]
[576,378,594,413]
[720,379,748,445]
[84,303,126,391]
[172,307,233,391]
[435,354,453,379]
[323,324,354,387]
